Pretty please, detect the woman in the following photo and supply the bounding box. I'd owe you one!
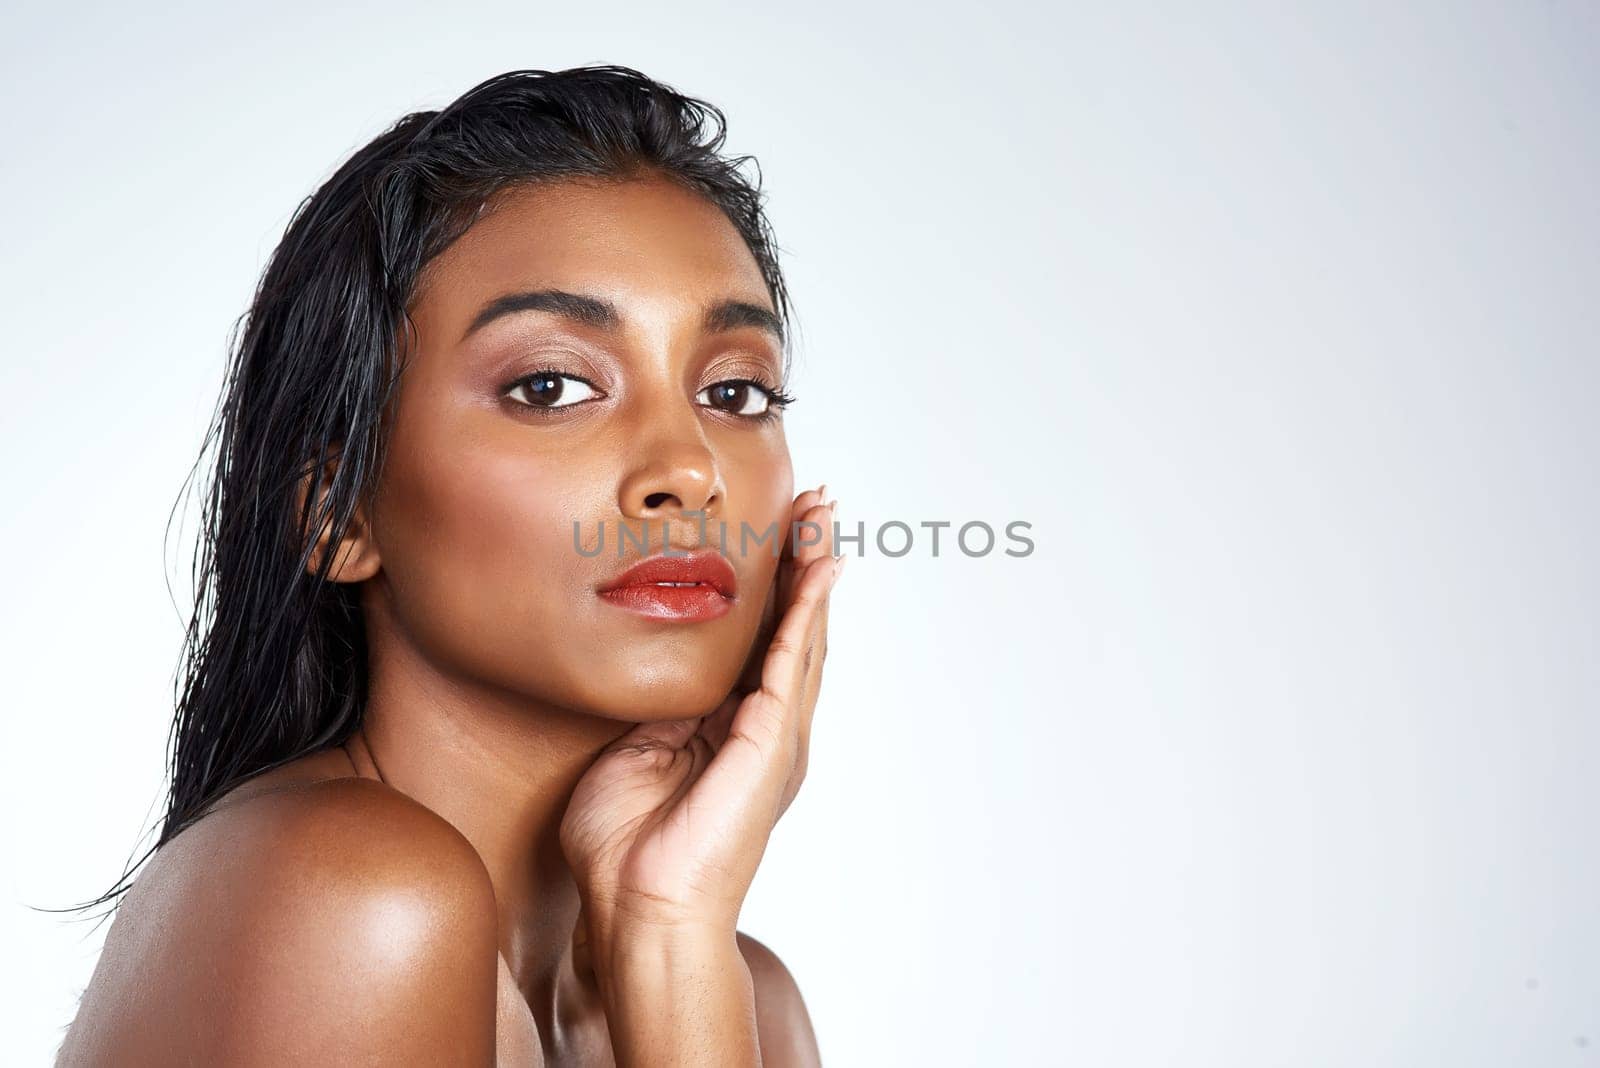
[58,65,838,1066]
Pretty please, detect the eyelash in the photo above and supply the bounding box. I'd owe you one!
[711,378,797,424]
[504,368,796,423]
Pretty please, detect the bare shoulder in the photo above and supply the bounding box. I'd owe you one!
[737,930,823,1068]
[59,769,498,1066]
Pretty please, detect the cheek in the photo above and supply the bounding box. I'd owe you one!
[713,441,793,634]
[729,444,794,575]
[370,419,601,687]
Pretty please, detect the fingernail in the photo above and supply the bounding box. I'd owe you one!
[818,482,828,499]
[831,553,848,585]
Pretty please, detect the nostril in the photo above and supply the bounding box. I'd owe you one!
[643,492,675,509]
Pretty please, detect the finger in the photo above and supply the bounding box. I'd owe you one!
[780,547,843,818]
[660,730,715,811]
[734,485,825,695]
[794,548,840,742]
[796,483,826,520]
[696,690,741,753]
[709,547,839,806]
[687,556,842,832]
[799,483,826,516]
[778,492,839,715]
[779,503,833,617]
[602,713,703,757]
[720,554,837,774]
[753,551,842,733]
[783,485,825,566]
[790,497,833,567]
[780,489,831,606]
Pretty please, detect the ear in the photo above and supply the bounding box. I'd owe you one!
[297,451,382,584]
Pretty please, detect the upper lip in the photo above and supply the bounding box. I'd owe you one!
[596,548,738,598]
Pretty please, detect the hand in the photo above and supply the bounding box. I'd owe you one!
[559,485,844,945]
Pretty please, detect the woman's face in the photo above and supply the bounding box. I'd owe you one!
[360,174,794,721]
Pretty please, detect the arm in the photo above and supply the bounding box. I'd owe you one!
[585,925,822,1068]
[593,922,761,1067]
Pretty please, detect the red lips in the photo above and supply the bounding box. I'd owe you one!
[595,549,738,622]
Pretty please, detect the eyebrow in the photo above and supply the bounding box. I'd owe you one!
[461,288,784,345]
[703,299,784,341]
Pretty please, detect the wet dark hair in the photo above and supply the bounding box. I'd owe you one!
[85,64,793,910]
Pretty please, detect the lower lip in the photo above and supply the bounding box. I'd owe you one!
[597,583,733,622]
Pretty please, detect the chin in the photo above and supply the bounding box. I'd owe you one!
[554,618,749,716]
[584,657,740,722]
[629,678,735,721]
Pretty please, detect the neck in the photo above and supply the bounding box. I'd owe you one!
[348,623,632,1003]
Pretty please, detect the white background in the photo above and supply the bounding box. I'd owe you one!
[3,2,1597,1065]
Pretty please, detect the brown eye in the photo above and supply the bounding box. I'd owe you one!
[696,380,772,417]
[508,371,599,410]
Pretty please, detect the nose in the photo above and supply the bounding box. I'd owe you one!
[616,430,723,526]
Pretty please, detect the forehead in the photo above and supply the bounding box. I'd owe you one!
[408,175,772,327]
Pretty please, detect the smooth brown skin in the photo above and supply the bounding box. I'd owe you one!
[58,174,841,1066]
